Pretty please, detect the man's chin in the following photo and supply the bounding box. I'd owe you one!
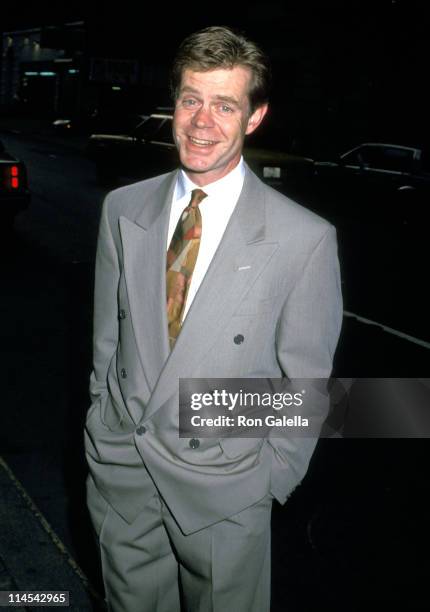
[181,164,208,175]
[179,157,213,174]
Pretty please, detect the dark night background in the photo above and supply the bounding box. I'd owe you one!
[1,2,429,611]
[3,0,430,155]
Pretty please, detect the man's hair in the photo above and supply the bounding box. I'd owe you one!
[170,26,271,113]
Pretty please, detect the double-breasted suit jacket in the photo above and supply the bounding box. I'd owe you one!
[85,164,343,535]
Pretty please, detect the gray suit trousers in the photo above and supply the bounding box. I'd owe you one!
[87,475,272,612]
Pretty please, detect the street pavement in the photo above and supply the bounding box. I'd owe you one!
[0,456,100,611]
[0,115,429,611]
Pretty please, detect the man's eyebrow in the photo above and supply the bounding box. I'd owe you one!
[178,87,239,106]
[179,86,200,95]
[213,95,239,106]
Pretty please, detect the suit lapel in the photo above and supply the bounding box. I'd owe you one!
[144,167,279,421]
[119,172,177,392]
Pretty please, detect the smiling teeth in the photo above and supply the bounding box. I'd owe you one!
[189,136,215,145]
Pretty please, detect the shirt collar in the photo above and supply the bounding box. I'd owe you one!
[175,157,245,201]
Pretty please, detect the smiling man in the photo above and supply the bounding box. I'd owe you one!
[173,66,267,181]
[85,26,343,612]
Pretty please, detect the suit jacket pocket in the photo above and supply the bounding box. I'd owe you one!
[101,395,137,433]
[86,394,135,434]
[86,400,99,425]
[219,436,264,459]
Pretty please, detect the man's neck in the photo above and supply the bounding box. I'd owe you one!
[178,158,245,196]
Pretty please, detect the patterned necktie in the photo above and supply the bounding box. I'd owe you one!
[166,188,207,348]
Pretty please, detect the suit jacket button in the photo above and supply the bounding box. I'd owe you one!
[120,368,127,378]
[136,425,146,435]
[119,309,127,320]
[234,334,244,345]
[189,438,200,449]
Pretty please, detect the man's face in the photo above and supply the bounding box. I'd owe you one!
[173,66,268,186]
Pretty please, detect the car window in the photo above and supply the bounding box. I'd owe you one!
[151,119,174,144]
[94,113,143,134]
[342,148,367,166]
[364,146,414,172]
[135,117,163,140]
[135,117,173,144]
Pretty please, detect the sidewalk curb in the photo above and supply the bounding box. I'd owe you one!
[0,456,103,611]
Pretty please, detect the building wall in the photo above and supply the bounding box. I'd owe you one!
[1,29,65,108]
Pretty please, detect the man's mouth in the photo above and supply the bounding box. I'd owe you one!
[188,136,217,147]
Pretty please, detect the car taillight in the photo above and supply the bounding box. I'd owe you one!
[10,165,19,189]
[2,165,21,189]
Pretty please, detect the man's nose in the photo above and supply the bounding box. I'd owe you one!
[191,105,214,128]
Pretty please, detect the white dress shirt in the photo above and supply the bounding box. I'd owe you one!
[167,159,245,319]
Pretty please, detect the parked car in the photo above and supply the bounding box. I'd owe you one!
[311,143,430,219]
[86,112,314,191]
[315,143,429,186]
[53,111,149,136]
[0,140,31,226]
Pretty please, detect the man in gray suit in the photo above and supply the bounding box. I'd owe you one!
[85,26,343,612]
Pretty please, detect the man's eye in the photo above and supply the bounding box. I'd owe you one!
[182,98,197,107]
[219,104,233,113]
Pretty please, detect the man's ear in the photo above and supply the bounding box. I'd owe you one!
[245,103,268,135]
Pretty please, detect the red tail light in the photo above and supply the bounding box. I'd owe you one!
[3,165,20,189]
[11,165,19,189]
